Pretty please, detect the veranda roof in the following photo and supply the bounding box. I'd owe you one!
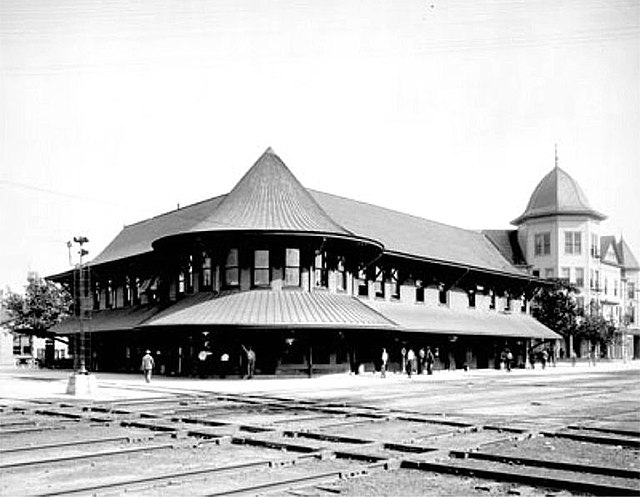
[364,300,561,340]
[141,290,397,330]
[51,304,161,335]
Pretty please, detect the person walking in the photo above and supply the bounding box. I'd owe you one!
[418,348,426,374]
[241,345,256,379]
[425,346,435,375]
[505,349,513,372]
[381,348,388,378]
[540,349,548,370]
[406,348,415,377]
[141,350,155,383]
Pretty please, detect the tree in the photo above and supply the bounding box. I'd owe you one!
[531,278,581,355]
[577,303,617,357]
[2,274,73,358]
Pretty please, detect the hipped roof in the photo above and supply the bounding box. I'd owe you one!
[87,148,530,278]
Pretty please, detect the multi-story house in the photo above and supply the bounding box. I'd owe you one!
[509,160,639,359]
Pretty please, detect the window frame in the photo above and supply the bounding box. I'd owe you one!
[284,248,301,288]
[313,251,328,289]
[200,251,213,290]
[564,231,582,255]
[534,232,551,256]
[224,248,240,288]
[253,249,271,288]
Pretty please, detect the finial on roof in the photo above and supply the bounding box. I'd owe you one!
[265,146,275,155]
[554,143,558,169]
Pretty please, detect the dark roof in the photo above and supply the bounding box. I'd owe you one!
[84,150,529,278]
[512,166,606,225]
[600,235,621,266]
[618,238,640,270]
[311,191,526,276]
[184,148,351,236]
[481,230,527,266]
[365,300,561,340]
[91,195,225,266]
[142,290,397,329]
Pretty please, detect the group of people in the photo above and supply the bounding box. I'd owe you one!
[140,345,256,383]
[381,346,436,378]
[529,347,555,369]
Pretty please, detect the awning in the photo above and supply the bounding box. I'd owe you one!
[51,304,162,335]
[141,290,397,330]
[364,300,561,340]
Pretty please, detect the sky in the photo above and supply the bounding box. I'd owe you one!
[1,0,639,292]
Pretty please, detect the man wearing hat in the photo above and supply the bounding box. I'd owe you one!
[141,350,155,383]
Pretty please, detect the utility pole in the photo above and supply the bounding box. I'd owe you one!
[66,236,97,395]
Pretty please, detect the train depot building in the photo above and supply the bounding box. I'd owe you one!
[49,148,638,376]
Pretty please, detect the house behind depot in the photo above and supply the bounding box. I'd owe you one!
[47,148,638,376]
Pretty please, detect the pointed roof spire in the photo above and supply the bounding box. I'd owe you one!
[189,148,352,235]
[554,143,559,169]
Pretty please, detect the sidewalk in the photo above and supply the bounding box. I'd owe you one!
[1,360,639,403]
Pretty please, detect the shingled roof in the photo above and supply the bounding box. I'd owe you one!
[86,149,530,278]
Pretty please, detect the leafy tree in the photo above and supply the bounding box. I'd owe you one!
[577,302,617,356]
[531,278,581,353]
[2,274,73,357]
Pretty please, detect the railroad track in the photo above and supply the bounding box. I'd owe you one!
[1,390,639,496]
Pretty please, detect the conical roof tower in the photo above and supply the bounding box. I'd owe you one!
[185,148,353,235]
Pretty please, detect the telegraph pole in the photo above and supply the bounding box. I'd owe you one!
[66,236,97,395]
